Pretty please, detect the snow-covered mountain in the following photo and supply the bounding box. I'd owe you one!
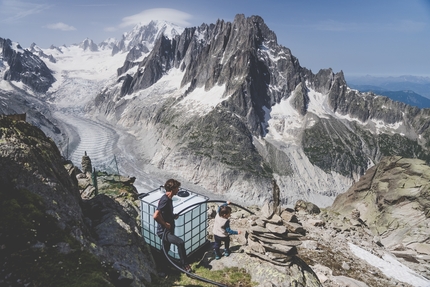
[87,15,430,206]
[109,20,184,55]
[2,16,430,207]
[0,20,193,192]
[0,37,55,93]
[0,37,61,140]
[18,20,184,110]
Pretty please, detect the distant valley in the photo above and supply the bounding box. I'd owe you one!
[346,75,430,108]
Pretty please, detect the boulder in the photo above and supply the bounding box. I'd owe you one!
[330,156,430,253]
[280,210,299,223]
[295,200,321,214]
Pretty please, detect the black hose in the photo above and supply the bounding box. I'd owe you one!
[176,200,255,217]
[161,230,228,287]
[159,200,254,286]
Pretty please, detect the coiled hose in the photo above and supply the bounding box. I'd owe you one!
[161,200,254,287]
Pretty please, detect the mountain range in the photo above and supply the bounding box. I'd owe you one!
[2,15,430,208]
[2,14,430,287]
[346,74,430,109]
[348,88,430,109]
[347,74,430,99]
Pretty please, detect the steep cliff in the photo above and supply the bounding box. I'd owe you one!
[0,116,156,286]
[0,37,55,93]
[90,14,430,207]
[330,156,430,252]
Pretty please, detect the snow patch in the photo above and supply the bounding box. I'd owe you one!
[123,68,187,101]
[335,111,404,135]
[11,42,25,53]
[40,45,128,107]
[264,96,302,143]
[307,89,333,119]
[178,84,227,116]
[349,242,430,287]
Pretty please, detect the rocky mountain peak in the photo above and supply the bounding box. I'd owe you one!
[99,37,117,50]
[112,20,184,56]
[79,38,98,52]
[89,14,430,207]
[117,13,293,131]
[0,37,55,93]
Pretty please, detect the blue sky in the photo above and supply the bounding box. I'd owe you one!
[1,0,429,77]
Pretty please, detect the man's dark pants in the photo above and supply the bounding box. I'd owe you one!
[159,230,187,267]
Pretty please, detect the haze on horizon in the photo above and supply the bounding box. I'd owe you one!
[0,0,429,78]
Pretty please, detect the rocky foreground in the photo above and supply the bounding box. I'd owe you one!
[205,202,430,287]
[1,116,430,287]
[205,156,430,287]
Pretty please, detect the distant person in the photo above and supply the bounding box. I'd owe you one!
[153,179,192,272]
[213,201,241,259]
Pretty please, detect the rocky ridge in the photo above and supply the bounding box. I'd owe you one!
[2,115,430,287]
[88,14,430,208]
[0,37,55,93]
[0,116,156,287]
[205,199,429,287]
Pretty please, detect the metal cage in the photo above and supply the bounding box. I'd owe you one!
[139,186,209,259]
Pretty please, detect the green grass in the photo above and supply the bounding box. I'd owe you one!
[148,264,257,287]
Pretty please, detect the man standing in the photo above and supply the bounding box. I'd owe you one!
[153,179,192,272]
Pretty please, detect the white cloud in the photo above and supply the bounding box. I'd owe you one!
[119,8,192,28]
[45,22,76,31]
[0,0,50,22]
[104,26,117,32]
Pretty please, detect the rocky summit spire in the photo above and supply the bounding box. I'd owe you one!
[91,14,430,208]
[81,151,92,174]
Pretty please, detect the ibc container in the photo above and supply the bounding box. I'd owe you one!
[139,186,209,259]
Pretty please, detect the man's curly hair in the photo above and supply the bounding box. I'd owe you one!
[164,179,181,192]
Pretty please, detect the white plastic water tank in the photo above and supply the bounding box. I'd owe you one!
[139,186,209,259]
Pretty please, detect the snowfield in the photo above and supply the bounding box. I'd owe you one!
[349,243,430,287]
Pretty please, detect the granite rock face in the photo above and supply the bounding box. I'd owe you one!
[330,156,430,256]
[0,37,55,93]
[0,117,156,286]
[90,14,430,207]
